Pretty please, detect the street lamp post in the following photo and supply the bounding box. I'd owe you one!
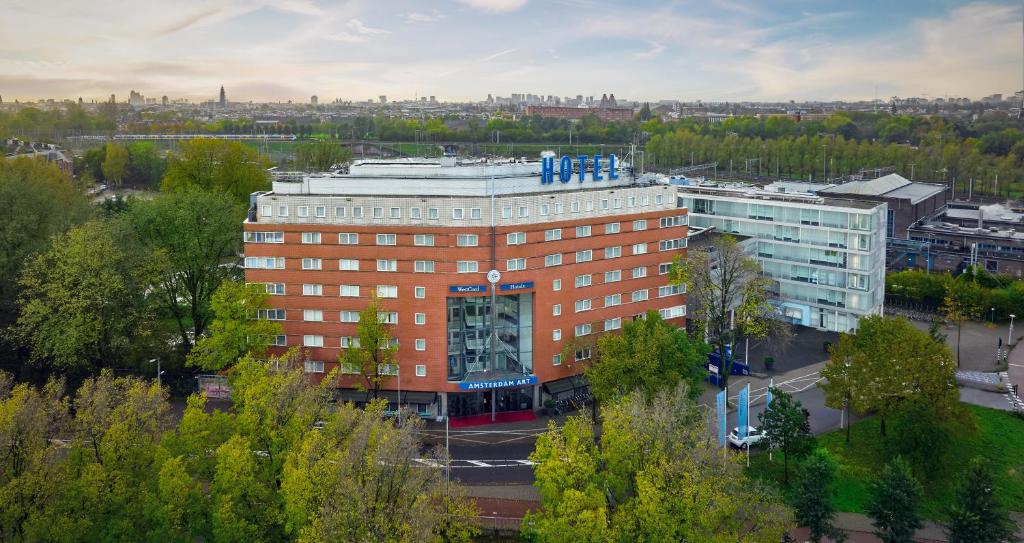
[1010,314,1017,347]
[148,358,163,388]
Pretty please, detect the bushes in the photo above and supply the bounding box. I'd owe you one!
[887,267,1024,321]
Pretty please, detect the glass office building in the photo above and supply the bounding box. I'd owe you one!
[678,184,886,332]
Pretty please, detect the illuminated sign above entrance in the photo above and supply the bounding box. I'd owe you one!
[499,281,534,292]
[449,285,487,293]
[541,154,620,184]
[458,375,538,391]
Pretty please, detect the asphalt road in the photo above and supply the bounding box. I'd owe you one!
[445,385,846,485]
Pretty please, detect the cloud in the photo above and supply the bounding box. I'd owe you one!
[456,0,528,13]
[634,41,666,59]
[403,10,447,23]
[735,2,1022,100]
[326,18,390,43]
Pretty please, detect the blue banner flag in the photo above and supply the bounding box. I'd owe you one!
[766,385,773,411]
[715,390,727,447]
[738,385,750,440]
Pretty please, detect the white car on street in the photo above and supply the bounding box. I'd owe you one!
[728,426,765,449]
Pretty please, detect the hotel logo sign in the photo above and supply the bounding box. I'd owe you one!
[541,154,620,184]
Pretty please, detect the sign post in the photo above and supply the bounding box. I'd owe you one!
[738,384,750,466]
[487,269,501,422]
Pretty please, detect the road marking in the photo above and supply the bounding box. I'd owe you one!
[465,460,493,467]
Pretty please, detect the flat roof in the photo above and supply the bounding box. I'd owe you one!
[819,173,944,204]
[676,183,882,210]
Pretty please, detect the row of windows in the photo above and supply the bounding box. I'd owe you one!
[262,204,479,221]
[258,194,671,223]
[298,359,429,377]
[245,241,683,273]
[298,334,429,351]
[246,218,685,247]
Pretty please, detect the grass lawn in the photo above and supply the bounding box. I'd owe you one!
[748,403,1024,519]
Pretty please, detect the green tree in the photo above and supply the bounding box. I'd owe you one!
[101,142,130,186]
[523,384,792,542]
[127,189,243,349]
[887,400,958,480]
[792,450,846,543]
[161,139,270,203]
[670,234,783,386]
[186,281,282,371]
[125,141,166,186]
[758,387,814,484]
[210,434,283,542]
[866,457,923,543]
[294,140,352,172]
[942,282,981,367]
[585,310,708,403]
[338,297,398,401]
[0,157,91,321]
[820,316,958,438]
[14,220,158,372]
[281,400,479,542]
[947,458,1020,543]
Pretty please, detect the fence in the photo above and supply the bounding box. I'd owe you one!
[475,516,523,533]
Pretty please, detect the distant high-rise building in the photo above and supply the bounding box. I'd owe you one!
[161,95,168,106]
[311,95,318,105]
[78,97,83,105]
[109,94,116,103]
[486,94,493,104]
[128,90,145,106]
[219,85,226,107]
[429,95,436,103]
[379,95,387,104]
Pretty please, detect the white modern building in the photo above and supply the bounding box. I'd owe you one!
[676,182,886,332]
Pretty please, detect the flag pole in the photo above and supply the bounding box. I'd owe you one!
[768,378,774,462]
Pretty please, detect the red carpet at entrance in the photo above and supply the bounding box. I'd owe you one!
[448,410,537,428]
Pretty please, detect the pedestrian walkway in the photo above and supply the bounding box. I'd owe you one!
[788,512,946,542]
[1006,341,1024,413]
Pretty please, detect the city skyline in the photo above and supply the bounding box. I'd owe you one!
[1,0,1022,103]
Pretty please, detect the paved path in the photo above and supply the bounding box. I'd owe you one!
[1007,340,1024,411]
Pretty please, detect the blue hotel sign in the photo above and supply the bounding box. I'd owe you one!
[449,285,487,293]
[499,281,534,292]
[458,375,538,391]
[541,153,620,184]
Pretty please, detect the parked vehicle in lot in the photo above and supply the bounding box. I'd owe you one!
[728,426,764,449]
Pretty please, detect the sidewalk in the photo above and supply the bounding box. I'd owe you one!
[698,360,829,408]
[1007,340,1024,410]
[788,513,947,542]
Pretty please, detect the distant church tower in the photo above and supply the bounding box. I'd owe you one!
[219,85,226,107]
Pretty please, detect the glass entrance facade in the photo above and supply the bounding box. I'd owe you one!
[446,294,533,381]
[447,387,534,417]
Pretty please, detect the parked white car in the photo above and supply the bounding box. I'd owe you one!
[728,426,765,449]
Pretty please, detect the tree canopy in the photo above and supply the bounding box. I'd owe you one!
[13,220,159,373]
[126,189,243,349]
[584,310,708,403]
[161,139,270,203]
[186,281,282,371]
[820,315,959,437]
[0,157,91,321]
[524,384,792,542]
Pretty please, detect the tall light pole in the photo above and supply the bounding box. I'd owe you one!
[148,358,163,388]
[1010,314,1016,347]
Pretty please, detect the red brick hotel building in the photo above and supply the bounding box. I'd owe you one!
[243,156,687,420]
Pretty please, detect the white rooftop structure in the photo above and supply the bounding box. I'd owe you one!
[271,156,635,197]
[819,173,945,205]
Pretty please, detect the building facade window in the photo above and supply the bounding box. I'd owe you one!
[576,225,591,238]
[245,231,284,243]
[245,257,285,269]
[633,219,647,231]
[338,233,359,245]
[414,234,435,246]
[576,250,593,263]
[377,259,397,272]
[458,260,479,273]
[506,258,526,271]
[552,279,562,291]
[415,313,426,325]
[575,274,592,288]
[414,260,435,273]
[303,335,323,347]
[605,222,620,234]
[301,232,321,244]
[575,323,592,337]
[415,339,426,351]
[575,299,592,312]
[339,259,360,271]
[605,246,622,259]
[457,234,478,247]
[340,311,360,322]
[339,285,360,297]
[304,360,325,373]
[303,310,323,322]
[545,228,562,241]
[544,254,562,267]
[507,232,526,245]
[415,286,426,299]
[632,243,647,255]
[301,258,322,270]
[415,365,426,377]
[302,284,322,296]
[376,285,398,298]
[377,233,396,245]
[605,270,621,283]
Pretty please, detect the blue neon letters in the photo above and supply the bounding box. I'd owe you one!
[541,153,620,184]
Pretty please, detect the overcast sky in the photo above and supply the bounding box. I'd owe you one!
[1,0,1021,103]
